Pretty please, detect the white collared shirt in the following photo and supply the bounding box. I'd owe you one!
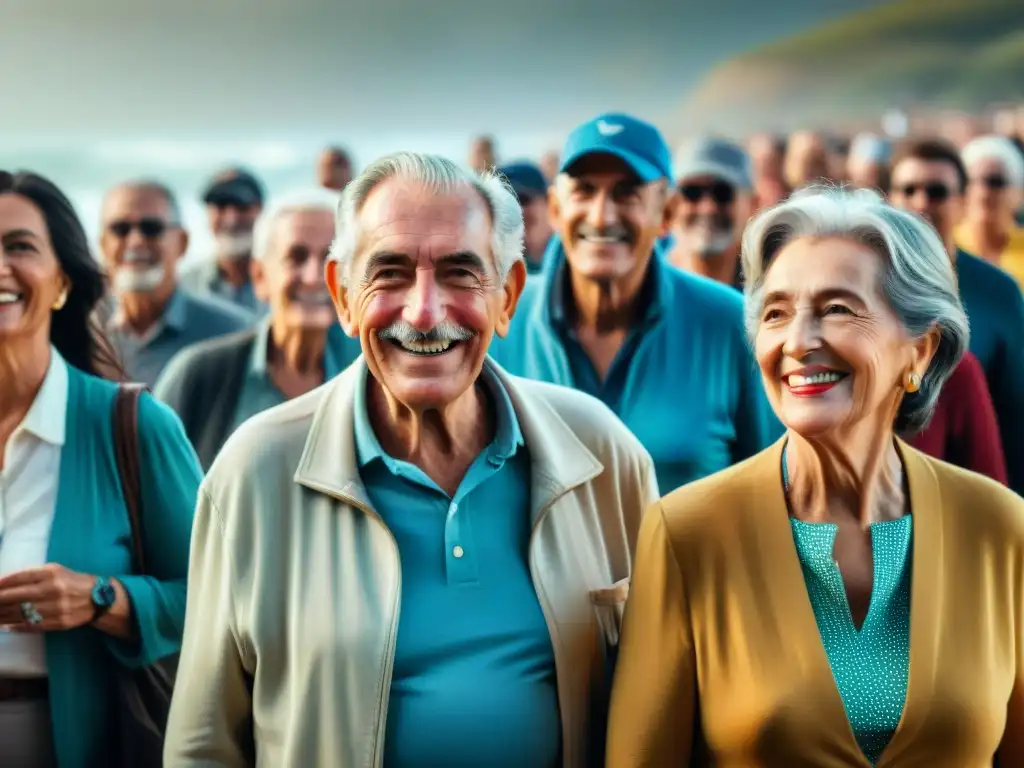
[0,347,69,676]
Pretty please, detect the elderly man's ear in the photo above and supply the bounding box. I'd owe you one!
[325,260,357,337]
[494,260,528,338]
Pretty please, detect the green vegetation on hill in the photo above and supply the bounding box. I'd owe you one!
[670,0,1024,133]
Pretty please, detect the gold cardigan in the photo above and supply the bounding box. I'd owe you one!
[607,438,1024,767]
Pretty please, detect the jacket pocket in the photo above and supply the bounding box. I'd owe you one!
[588,577,630,649]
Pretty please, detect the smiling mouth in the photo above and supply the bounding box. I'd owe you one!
[784,371,849,396]
[0,290,24,306]
[388,338,461,356]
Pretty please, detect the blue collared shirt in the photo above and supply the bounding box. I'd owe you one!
[107,288,254,387]
[229,317,349,432]
[490,239,777,494]
[177,257,268,317]
[353,364,560,768]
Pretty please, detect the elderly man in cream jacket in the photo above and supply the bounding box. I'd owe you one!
[165,152,658,768]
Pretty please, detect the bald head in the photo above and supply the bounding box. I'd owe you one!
[318,147,353,192]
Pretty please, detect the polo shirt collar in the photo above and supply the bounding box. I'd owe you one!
[249,316,346,379]
[542,237,668,329]
[353,362,524,469]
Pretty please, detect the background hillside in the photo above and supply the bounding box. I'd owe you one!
[664,0,1024,138]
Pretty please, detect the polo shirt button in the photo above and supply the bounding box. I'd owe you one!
[449,502,458,514]
[453,545,465,558]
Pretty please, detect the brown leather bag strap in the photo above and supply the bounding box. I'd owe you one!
[112,384,148,575]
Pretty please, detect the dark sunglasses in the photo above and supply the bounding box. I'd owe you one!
[678,182,735,205]
[107,218,170,239]
[893,183,951,202]
[975,174,1009,190]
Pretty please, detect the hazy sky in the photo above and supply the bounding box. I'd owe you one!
[2,0,889,145]
[1,0,889,256]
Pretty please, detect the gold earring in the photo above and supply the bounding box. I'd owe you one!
[905,371,921,393]
[52,289,68,311]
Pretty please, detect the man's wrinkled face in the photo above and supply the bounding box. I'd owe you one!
[206,200,261,261]
[328,179,526,410]
[965,155,1022,226]
[99,187,186,298]
[253,209,336,331]
[889,158,964,244]
[671,174,752,259]
[550,153,669,283]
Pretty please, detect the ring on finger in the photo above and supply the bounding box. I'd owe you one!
[19,601,43,626]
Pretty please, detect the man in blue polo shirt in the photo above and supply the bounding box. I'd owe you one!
[490,113,774,493]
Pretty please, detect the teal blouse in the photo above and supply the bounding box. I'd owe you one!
[44,365,202,767]
[790,516,913,765]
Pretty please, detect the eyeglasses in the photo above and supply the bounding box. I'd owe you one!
[974,174,1009,190]
[106,218,171,239]
[893,183,952,202]
[678,182,736,205]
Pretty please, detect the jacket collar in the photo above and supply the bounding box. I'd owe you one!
[293,355,603,520]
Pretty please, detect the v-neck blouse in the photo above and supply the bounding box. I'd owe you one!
[790,516,913,765]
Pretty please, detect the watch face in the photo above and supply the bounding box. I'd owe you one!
[93,581,116,608]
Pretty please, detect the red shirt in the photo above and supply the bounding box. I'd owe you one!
[908,352,1008,485]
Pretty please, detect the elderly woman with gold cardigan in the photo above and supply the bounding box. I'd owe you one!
[606,187,1024,767]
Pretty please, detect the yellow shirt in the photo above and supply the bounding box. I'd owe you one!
[956,224,1024,290]
[607,438,1024,767]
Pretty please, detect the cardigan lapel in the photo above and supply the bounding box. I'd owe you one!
[750,437,871,766]
[875,440,943,767]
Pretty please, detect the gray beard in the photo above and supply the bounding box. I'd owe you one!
[684,230,735,260]
[113,264,165,294]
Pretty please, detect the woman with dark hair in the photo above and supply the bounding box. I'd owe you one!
[0,171,201,766]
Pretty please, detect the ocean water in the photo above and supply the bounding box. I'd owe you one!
[0,133,562,267]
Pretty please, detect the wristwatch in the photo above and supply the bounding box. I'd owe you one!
[90,577,117,623]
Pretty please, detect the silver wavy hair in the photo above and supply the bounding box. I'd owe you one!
[741,185,969,435]
[327,152,524,284]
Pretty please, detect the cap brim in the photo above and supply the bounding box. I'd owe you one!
[559,147,664,183]
[675,162,751,190]
[203,186,260,206]
[511,184,548,201]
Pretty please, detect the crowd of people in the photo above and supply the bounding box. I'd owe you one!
[0,102,1023,767]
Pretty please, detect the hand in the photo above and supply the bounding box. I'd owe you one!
[0,564,97,632]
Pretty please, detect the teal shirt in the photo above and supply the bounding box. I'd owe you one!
[490,242,777,494]
[229,317,348,431]
[46,364,202,767]
[353,366,560,768]
[791,516,912,765]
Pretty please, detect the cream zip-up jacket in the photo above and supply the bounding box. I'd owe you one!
[164,357,658,768]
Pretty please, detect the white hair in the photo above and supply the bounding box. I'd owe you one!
[252,188,340,261]
[741,185,969,435]
[961,135,1024,189]
[327,151,524,284]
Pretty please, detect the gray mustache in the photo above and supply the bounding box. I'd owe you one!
[377,319,475,344]
[576,223,631,242]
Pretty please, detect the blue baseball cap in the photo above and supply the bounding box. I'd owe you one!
[674,137,754,190]
[559,112,673,183]
[498,162,548,202]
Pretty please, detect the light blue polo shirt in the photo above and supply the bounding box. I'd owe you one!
[490,240,780,494]
[353,364,561,768]
[229,317,349,432]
